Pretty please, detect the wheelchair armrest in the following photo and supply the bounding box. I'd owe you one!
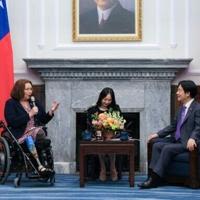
[42,127,48,136]
[1,130,12,143]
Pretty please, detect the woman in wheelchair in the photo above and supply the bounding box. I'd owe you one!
[4,79,59,177]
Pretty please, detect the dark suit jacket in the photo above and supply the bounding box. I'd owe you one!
[4,98,53,139]
[80,2,135,34]
[157,100,200,147]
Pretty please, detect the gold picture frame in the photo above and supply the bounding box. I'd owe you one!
[72,0,142,42]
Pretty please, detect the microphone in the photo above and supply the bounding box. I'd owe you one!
[30,96,36,107]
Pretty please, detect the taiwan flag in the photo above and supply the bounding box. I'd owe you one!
[0,0,14,122]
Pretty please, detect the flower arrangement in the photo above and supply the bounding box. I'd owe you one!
[91,108,126,134]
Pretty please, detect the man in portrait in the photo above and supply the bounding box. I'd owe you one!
[79,0,135,34]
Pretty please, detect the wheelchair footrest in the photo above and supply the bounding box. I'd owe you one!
[26,173,41,179]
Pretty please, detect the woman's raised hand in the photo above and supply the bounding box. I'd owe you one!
[49,101,59,116]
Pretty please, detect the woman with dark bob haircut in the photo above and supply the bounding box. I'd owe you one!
[4,79,59,175]
[86,87,123,182]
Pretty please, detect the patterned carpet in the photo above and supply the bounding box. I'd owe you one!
[0,174,200,200]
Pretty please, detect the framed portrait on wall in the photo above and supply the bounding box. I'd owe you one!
[72,0,142,42]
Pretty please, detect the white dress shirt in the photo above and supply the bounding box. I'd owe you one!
[97,5,116,24]
[183,98,194,117]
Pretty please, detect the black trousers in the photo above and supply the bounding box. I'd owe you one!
[149,137,187,177]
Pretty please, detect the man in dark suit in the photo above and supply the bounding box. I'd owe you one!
[138,80,200,189]
[80,0,135,34]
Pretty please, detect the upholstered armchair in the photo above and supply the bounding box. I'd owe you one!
[148,138,200,188]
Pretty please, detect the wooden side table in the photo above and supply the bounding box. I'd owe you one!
[79,140,135,187]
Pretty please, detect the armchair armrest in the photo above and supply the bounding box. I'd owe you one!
[147,141,153,176]
[189,146,199,188]
[147,138,161,176]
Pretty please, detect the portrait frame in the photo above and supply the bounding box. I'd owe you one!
[72,0,142,42]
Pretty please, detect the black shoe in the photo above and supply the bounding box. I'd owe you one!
[138,177,158,189]
[38,166,55,178]
[137,176,151,187]
[138,173,162,189]
[42,169,55,179]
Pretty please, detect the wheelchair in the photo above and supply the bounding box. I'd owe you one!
[0,120,55,187]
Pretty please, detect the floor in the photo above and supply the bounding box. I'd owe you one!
[0,174,200,200]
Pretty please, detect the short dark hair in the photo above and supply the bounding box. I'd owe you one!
[96,87,116,108]
[11,79,33,101]
[178,80,197,98]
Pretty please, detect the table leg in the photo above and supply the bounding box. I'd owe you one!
[129,151,135,187]
[79,150,85,187]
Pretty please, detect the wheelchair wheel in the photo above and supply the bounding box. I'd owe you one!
[0,137,11,184]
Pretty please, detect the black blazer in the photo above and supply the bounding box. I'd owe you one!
[4,98,53,139]
[157,100,200,147]
[86,104,122,133]
[80,2,135,34]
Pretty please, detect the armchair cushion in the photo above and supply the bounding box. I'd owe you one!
[172,152,189,162]
[167,160,189,177]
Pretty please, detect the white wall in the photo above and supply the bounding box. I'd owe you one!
[7,0,200,84]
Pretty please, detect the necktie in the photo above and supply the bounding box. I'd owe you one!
[99,14,106,28]
[175,106,186,140]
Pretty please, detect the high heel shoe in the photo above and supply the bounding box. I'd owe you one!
[99,170,107,181]
[110,168,118,181]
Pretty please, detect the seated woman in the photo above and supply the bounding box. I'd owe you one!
[87,87,123,181]
[4,79,59,175]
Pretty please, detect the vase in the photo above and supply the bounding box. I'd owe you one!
[102,130,114,141]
